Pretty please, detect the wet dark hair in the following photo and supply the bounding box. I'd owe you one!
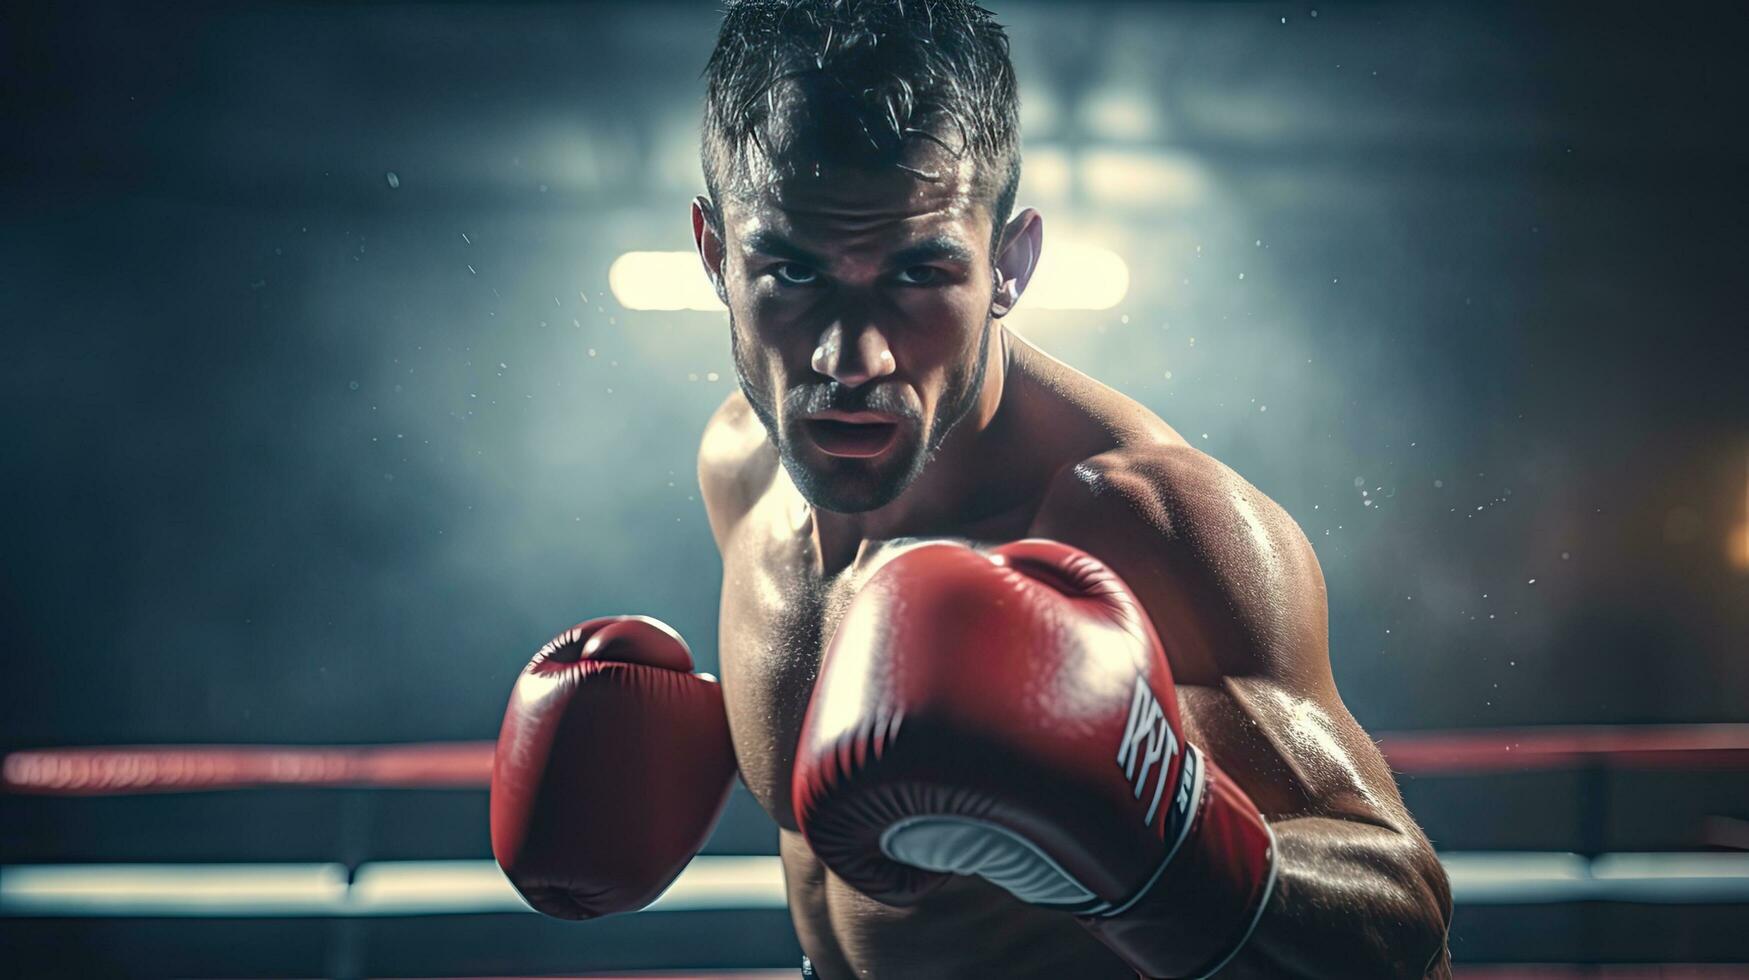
[701,0,1022,248]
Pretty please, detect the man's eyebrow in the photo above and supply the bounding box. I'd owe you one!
[741,230,822,265]
[740,230,975,268]
[890,236,975,267]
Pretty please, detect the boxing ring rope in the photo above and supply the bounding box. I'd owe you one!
[5,725,1747,917]
[9,724,1748,797]
[1,741,496,797]
[1374,725,1749,774]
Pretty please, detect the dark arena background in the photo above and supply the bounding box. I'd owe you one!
[3,1,1747,977]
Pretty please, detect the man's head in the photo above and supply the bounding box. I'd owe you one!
[693,0,1041,514]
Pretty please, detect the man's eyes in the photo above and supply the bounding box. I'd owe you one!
[766,264,947,287]
[772,262,818,286]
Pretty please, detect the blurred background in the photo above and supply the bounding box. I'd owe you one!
[2,1,1746,976]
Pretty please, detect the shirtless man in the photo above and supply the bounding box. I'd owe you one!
[490,2,1451,976]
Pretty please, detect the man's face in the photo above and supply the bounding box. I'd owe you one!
[710,152,1000,513]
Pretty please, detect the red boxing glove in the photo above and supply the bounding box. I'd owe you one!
[491,616,736,919]
[793,541,1276,979]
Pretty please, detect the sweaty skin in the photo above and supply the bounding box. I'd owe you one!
[693,151,1451,978]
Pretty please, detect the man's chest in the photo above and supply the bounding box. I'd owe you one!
[714,500,906,827]
[711,478,1056,826]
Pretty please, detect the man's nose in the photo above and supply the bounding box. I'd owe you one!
[811,320,896,388]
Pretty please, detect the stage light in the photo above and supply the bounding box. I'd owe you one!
[608,251,723,311]
[1024,241,1130,311]
[1730,455,1749,572]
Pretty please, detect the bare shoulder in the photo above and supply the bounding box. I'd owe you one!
[697,391,776,551]
[1032,442,1427,833]
[1029,442,1329,685]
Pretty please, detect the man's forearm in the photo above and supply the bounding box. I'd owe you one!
[1222,817,1451,980]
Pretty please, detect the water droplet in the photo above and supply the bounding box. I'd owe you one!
[385,171,400,189]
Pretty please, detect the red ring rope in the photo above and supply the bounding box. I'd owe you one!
[5,725,1746,796]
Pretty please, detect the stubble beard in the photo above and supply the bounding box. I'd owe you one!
[730,312,994,514]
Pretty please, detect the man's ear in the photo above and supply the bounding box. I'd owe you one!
[691,195,728,303]
[991,207,1043,318]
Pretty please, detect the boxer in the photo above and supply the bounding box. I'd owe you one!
[492,1,1452,976]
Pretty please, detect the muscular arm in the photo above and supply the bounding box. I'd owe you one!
[1030,446,1452,980]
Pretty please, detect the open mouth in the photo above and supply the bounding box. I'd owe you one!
[804,417,901,459]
